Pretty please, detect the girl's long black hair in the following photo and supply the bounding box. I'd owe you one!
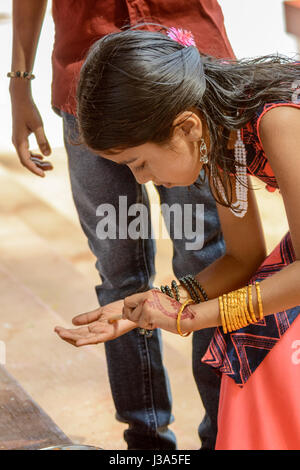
[77,23,300,208]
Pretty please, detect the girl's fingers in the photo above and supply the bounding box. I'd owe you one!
[75,335,104,347]
[124,292,148,308]
[54,324,106,344]
[54,328,78,341]
[107,314,123,324]
[72,308,103,325]
[122,301,143,322]
[54,328,79,347]
[55,326,89,340]
[61,337,78,347]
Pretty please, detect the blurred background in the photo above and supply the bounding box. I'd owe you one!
[0,0,298,450]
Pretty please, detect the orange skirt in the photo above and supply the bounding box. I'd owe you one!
[216,313,300,450]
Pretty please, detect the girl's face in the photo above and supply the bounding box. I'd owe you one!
[99,111,206,188]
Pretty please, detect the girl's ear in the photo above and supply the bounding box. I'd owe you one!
[172,111,203,142]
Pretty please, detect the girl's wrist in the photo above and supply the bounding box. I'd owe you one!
[179,303,199,334]
[177,284,192,302]
[180,298,220,333]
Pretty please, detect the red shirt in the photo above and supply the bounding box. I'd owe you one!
[51,0,235,115]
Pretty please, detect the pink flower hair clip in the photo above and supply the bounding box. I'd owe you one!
[166,27,196,47]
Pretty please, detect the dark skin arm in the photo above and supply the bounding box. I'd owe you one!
[9,0,53,177]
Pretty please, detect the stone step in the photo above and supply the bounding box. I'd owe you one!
[0,213,98,320]
[0,159,98,281]
[0,263,127,449]
[0,213,202,449]
[0,364,72,450]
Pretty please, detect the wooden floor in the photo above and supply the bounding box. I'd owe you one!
[0,148,289,449]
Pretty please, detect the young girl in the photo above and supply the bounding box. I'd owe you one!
[55,26,300,449]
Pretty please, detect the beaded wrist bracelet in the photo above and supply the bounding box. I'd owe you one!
[185,274,209,301]
[7,71,35,80]
[179,277,200,303]
[178,275,208,304]
[171,280,180,301]
[160,282,181,301]
[160,275,208,306]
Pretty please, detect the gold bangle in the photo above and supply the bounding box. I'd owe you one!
[233,289,248,329]
[255,282,264,320]
[242,287,253,324]
[237,288,248,327]
[219,284,264,333]
[238,290,248,328]
[219,295,227,334]
[228,291,239,330]
[219,283,265,334]
[248,284,257,322]
[230,290,243,329]
[232,289,245,331]
[223,293,232,333]
[226,292,234,330]
[176,299,195,337]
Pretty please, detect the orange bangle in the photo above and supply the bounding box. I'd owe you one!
[242,287,253,324]
[235,289,246,327]
[229,291,239,330]
[230,290,243,329]
[176,299,195,337]
[219,295,227,334]
[223,293,233,333]
[255,282,264,320]
[248,284,257,322]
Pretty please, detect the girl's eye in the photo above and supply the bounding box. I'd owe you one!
[134,162,145,172]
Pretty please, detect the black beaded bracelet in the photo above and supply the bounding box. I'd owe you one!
[160,282,181,301]
[171,280,180,301]
[182,276,203,303]
[183,277,202,303]
[179,277,200,303]
[165,285,174,299]
[185,274,209,302]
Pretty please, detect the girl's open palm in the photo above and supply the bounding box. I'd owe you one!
[54,300,136,347]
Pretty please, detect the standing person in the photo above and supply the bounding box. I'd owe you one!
[55,27,300,449]
[9,1,234,449]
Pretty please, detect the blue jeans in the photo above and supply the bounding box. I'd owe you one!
[62,111,225,450]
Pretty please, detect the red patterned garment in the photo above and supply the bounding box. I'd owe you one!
[202,99,300,386]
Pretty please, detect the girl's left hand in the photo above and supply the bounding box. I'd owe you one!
[54,300,137,347]
[122,289,196,334]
